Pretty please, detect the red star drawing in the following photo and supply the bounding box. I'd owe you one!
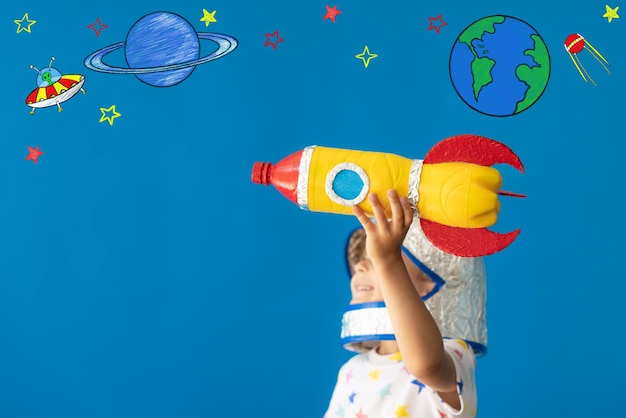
[26,145,44,164]
[323,5,342,23]
[87,17,109,37]
[427,14,447,34]
[264,30,284,50]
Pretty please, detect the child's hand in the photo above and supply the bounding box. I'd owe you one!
[352,189,414,267]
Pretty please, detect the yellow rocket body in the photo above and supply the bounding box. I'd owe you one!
[307,146,413,217]
[420,163,502,228]
[306,146,502,229]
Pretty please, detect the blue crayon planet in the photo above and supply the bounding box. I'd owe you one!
[84,11,238,87]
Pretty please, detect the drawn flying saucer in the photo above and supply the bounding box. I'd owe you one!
[84,11,238,87]
[26,56,86,114]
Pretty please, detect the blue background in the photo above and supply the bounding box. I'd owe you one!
[1,0,624,417]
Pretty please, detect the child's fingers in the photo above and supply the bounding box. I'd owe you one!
[387,190,404,228]
[400,196,414,227]
[352,205,373,231]
[368,193,387,226]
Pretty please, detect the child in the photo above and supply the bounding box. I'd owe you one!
[324,189,486,417]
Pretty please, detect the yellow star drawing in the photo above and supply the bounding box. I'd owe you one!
[389,352,403,361]
[14,13,37,33]
[200,9,217,27]
[604,4,619,22]
[99,105,121,126]
[393,405,410,418]
[456,339,468,349]
[368,368,380,380]
[355,45,378,68]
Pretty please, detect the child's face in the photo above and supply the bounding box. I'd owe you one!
[349,252,435,305]
[349,257,385,304]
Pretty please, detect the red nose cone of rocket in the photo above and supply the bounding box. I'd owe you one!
[251,149,304,205]
[252,162,272,185]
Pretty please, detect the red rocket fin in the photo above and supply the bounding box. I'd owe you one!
[424,134,524,173]
[420,218,520,257]
[420,134,524,255]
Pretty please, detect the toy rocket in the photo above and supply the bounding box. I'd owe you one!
[251,134,525,257]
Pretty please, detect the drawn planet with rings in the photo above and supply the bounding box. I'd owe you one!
[84,11,238,87]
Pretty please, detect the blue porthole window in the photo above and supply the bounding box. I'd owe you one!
[325,163,370,206]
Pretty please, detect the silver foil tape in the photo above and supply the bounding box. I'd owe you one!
[402,220,487,355]
[297,146,315,210]
[407,159,423,216]
[341,303,395,353]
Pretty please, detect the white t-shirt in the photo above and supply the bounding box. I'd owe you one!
[324,338,477,418]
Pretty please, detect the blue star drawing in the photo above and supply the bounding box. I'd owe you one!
[411,378,426,394]
[348,390,357,404]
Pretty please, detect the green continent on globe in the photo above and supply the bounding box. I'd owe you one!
[471,57,495,100]
[458,16,506,101]
[514,34,550,113]
[457,15,505,47]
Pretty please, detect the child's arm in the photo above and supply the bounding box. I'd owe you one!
[352,190,459,397]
